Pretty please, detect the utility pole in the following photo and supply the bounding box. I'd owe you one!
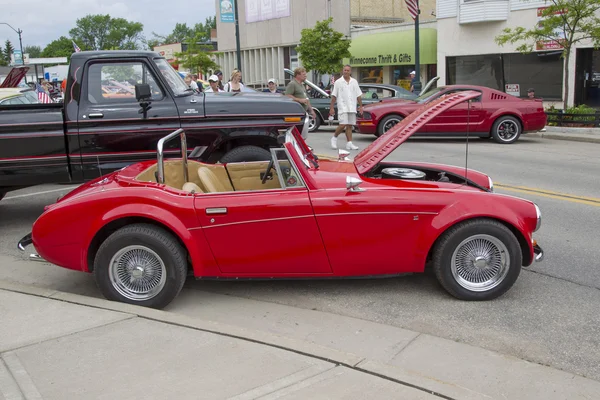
[413,0,421,94]
[1,22,27,83]
[234,0,242,70]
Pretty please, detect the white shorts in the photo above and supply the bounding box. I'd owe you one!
[338,112,357,126]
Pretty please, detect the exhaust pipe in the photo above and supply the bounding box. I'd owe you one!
[18,233,46,262]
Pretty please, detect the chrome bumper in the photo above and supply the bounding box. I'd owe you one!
[17,233,45,262]
[533,243,544,262]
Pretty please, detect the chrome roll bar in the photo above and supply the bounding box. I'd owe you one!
[157,128,188,184]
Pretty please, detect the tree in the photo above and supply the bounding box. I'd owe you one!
[174,33,220,75]
[42,36,76,61]
[24,45,42,58]
[295,18,351,75]
[495,0,600,106]
[69,14,144,51]
[0,44,6,66]
[3,40,14,64]
[149,18,217,49]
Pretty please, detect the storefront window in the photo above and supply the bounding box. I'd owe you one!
[392,65,415,90]
[447,52,563,99]
[358,67,383,84]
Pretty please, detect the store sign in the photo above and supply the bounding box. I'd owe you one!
[536,7,566,51]
[158,49,174,60]
[11,50,23,66]
[246,0,290,23]
[349,53,412,66]
[505,84,520,97]
[220,0,235,23]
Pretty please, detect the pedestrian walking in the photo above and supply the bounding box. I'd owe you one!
[223,69,245,92]
[527,88,535,99]
[329,65,363,150]
[206,75,224,92]
[409,70,419,93]
[285,67,316,139]
[264,78,280,93]
[214,70,224,91]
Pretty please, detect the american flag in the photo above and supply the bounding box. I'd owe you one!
[405,0,419,20]
[35,82,52,103]
[72,41,81,52]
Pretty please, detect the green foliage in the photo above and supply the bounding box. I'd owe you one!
[3,40,14,64]
[174,32,220,75]
[296,18,351,75]
[495,0,600,105]
[41,36,76,61]
[69,14,144,50]
[149,17,217,49]
[103,65,139,82]
[545,104,598,126]
[24,45,42,58]
[0,44,6,66]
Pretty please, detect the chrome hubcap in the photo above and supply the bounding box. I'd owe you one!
[451,234,510,292]
[309,115,317,130]
[497,120,519,141]
[383,118,401,133]
[109,245,166,301]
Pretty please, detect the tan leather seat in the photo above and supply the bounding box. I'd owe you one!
[198,167,229,193]
[182,182,203,194]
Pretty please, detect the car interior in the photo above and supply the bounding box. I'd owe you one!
[134,159,287,194]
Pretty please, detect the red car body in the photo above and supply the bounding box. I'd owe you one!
[357,85,547,143]
[20,91,543,308]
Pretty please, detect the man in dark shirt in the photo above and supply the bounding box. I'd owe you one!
[285,67,316,138]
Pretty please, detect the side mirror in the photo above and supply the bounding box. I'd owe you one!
[338,149,350,161]
[346,176,365,192]
[135,83,151,102]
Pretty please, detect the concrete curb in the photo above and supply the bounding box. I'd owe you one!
[527,131,600,144]
[0,280,459,399]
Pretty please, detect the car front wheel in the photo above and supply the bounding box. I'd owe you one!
[93,223,188,309]
[491,116,521,144]
[376,114,403,137]
[432,219,522,301]
[308,113,322,132]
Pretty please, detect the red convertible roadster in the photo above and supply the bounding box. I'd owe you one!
[356,85,547,144]
[18,91,543,309]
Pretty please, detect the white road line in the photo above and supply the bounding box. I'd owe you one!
[3,187,79,200]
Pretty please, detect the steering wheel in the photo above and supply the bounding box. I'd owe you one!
[261,158,275,184]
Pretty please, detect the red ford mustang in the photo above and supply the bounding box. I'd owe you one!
[18,91,543,309]
[356,85,547,144]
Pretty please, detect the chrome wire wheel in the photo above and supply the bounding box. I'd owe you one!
[108,245,167,301]
[496,120,519,142]
[450,234,510,292]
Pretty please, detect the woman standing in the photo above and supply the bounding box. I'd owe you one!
[223,69,245,92]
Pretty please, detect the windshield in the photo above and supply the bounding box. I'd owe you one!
[154,58,191,96]
[285,129,311,168]
[416,86,445,103]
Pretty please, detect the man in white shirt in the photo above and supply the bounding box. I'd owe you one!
[329,65,363,150]
[205,75,224,92]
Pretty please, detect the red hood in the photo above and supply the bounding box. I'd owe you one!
[0,66,29,88]
[354,91,482,175]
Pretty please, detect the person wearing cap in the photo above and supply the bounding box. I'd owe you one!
[205,75,224,92]
[264,78,280,94]
[409,70,419,93]
[214,70,224,90]
[527,88,536,99]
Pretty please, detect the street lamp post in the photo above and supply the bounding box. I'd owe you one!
[1,22,26,83]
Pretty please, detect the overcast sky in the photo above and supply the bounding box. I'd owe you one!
[1,0,217,49]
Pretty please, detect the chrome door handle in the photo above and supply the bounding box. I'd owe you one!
[206,207,227,215]
[88,113,104,118]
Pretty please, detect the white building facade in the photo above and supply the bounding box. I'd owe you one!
[436,0,600,107]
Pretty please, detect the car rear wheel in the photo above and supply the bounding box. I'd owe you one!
[491,116,521,144]
[220,145,271,163]
[93,223,188,309]
[432,219,522,301]
[376,114,403,137]
[308,113,322,132]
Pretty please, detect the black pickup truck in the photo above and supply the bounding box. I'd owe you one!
[0,51,306,201]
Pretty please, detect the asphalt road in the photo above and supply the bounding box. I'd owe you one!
[1,130,599,381]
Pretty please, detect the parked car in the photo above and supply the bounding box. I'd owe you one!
[283,68,439,132]
[356,85,547,143]
[0,51,306,202]
[19,90,543,309]
[0,88,39,105]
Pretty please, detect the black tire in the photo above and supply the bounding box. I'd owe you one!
[308,113,322,132]
[432,219,522,301]
[220,145,271,163]
[491,116,521,144]
[93,223,188,309]
[376,114,404,137]
[0,192,4,202]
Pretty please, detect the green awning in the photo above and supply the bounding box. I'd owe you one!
[345,28,437,67]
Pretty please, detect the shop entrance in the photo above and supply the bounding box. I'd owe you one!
[575,48,600,108]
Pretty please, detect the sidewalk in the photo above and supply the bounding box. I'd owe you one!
[1,280,599,400]
[527,126,600,144]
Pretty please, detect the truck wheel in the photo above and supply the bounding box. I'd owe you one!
[220,145,271,163]
[308,114,322,132]
[491,116,521,144]
[432,219,522,301]
[93,223,188,309]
